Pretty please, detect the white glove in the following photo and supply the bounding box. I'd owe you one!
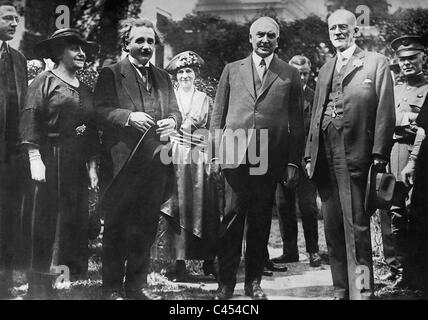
[28,148,46,182]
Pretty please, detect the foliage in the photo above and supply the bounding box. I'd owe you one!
[22,0,143,62]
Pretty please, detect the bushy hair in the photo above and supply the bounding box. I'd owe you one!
[289,55,311,69]
[119,18,163,52]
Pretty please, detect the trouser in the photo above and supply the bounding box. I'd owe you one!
[218,165,277,288]
[316,124,373,300]
[102,155,170,294]
[0,152,24,290]
[275,168,319,256]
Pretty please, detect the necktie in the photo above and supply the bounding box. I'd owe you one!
[137,66,148,82]
[336,55,348,72]
[259,59,267,81]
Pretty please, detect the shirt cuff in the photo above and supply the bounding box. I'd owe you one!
[287,163,299,169]
[125,114,132,127]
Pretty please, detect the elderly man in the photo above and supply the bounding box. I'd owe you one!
[94,18,181,300]
[380,35,428,288]
[305,9,395,300]
[210,17,304,300]
[0,1,27,299]
[271,55,321,268]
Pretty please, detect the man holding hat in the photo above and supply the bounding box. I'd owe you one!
[380,35,428,288]
[94,18,181,300]
[0,1,27,299]
[305,9,395,300]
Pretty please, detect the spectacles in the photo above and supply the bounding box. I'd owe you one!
[1,15,20,24]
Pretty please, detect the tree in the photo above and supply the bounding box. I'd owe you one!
[22,0,143,62]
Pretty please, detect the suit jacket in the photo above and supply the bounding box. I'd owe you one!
[303,86,315,139]
[94,56,182,181]
[305,46,395,179]
[0,46,27,160]
[210,54,304,178]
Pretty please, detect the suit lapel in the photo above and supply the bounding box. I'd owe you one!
[120,57,142,110]
[257,55,280,100]
[342,47,365,84]
[10,49,24,108]
[316,57,336,115]
[239,56,256,101]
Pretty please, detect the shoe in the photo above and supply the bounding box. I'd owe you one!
[265,260,288,272]
[392,274,410,289]
[126,288,164,300]
[270,253,299,264]
[309,252,322,267]
[103,291,125,300]
[262,267,274,277]
[214,284,234,300]
[379,271,397,282]
[244,281,267,300]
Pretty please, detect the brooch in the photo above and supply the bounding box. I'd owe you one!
[353,58,364,68]
[75,124,87,136]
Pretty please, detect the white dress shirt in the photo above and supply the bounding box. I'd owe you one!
[336,43,357,72]
[252,52,274,80]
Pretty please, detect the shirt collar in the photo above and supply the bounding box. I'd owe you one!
[252,52,274,69]
[337,44,357,61]
[128,55,150,68]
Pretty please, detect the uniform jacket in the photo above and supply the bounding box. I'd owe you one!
[210,54,304,178]
[94,56,182,180]
[305,46,395,179]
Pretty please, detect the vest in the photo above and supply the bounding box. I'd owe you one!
[133,67,162,122]
[322,61,346,131]
[251,59,263,98]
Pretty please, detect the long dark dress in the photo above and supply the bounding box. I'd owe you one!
[19,71,99,277]
[409,102,428,289]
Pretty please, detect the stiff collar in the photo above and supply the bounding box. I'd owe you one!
[252,52,274,68]
[128,55,150,68]
[337,43,357,61]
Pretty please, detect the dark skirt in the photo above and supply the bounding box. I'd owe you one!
[19,138,91,276]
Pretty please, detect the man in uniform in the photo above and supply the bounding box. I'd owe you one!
[380,35,428,288]
[270,55,321,268]
[0,1,27,299]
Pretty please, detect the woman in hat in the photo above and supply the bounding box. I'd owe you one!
[19,28,100,298]
[151,51,220,281]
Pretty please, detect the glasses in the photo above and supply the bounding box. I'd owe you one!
[1,15,20,24]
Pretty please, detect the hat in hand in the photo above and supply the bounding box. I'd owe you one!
[364,164,396,216]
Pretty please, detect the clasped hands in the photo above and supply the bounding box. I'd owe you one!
[128,112,175,139]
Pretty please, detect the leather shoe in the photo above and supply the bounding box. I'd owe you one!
[265,259,288,272]
[244,281,267,300]
[214,285,234,300]
[126,289,164,300]
[270,253,299,264]
[103,291,125,300]
[309,252,322,267]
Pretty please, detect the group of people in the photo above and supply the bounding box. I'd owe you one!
[0,0,427,301]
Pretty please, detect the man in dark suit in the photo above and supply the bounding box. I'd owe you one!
[0,1,27,299]
[305,9,395,300]
[210,17,304,300]
[270,55,321,268]
[94,18,181,300]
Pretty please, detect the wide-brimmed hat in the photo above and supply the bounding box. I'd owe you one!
[364,164,396,216]
[34,28,99,60]
[165,51,205,75]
